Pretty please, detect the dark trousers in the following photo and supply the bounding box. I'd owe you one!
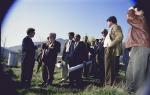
[42,63,55,84]
[69,63,83,87]
[21,57,35,87]
[88,55,96,76]
[83,60,90,77]
[104,48,120,85]
[95,62,105,83]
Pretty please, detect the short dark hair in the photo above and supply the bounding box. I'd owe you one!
[75,34,81,39]
[107,16,117,24]
[68,32,75,37]
[95,39,99,42]
[101,29,108,34]
[27,28,35,35]
[49,33,56,39]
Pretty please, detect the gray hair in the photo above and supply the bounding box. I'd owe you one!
[49,33,56,39]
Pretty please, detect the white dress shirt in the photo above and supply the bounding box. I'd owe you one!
[103,24,115,47]
[66,40,72,52]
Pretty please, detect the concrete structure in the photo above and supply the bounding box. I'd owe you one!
[7,51,19,66]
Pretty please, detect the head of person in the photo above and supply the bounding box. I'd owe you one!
[83,36,88,42]
[27,28,35,38]
[68,32,75,40]
[95,39,99,44]
[47,36,49,40]
[75,34,81,42]
[101,29,108,37]
[49,33,56,42]
[107,16,117,28]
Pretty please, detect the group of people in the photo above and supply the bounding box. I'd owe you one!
[20,5,150,95]
[21,30,61,88]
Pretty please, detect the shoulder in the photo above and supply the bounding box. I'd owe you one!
[55,41,61,46]
[115,25,121,29]
[80,41,86,46]
[23,36,30,42]
[80,41,84,44]
[112,25,122,32]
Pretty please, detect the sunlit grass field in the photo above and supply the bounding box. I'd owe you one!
[11,63,134,95]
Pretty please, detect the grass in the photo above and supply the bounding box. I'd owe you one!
[10,63,134,95]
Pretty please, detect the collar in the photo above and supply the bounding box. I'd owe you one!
[110,24,116,30]
[69,39,73,42]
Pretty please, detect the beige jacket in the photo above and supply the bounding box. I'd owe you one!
[109,24,123,56]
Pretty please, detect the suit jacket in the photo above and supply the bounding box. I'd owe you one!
[44,40,61,65]
[70,41,87,66]
[109,24,123,56]
[22,36,37,59]
[62,40,75,61]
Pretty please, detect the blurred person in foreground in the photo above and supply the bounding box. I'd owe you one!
[125,5,150,94]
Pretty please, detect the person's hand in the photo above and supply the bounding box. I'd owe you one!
[134,8,144,16]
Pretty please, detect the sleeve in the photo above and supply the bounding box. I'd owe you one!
[110,26,123,47]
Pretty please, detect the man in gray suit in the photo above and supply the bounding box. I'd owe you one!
[61,32,75,82]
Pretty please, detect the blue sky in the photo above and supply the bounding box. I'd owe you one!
[1,0,134,47]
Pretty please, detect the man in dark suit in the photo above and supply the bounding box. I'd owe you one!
[61,32,75,82]
[82,36,91,77]
[21,28,37,89]
[69,34,86,88]
[42,33,61,87]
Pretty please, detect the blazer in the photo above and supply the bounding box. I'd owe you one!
[22,36,37,57]
[70,41,87,66]
[44,40,61,64]
[109,24,123,56]
[62,40,75,61]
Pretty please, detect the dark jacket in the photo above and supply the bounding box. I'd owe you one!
[22,36,37,59]
[84,42,91,61]
[70,41,87,66]
[22,36,37,52]
[44,40,61,65]
[62,40,75,61]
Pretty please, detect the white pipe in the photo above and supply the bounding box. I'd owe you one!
[68,61,92,73]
